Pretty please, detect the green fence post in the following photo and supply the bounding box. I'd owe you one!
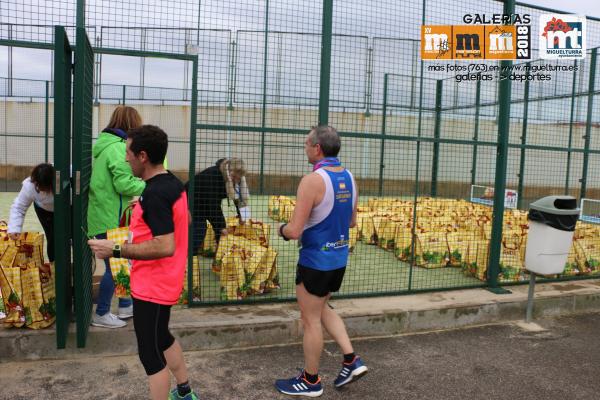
[471,78,481,186]
[318,0,333,125]
[187,57,199,305]
[364,46,373,117]
[45,80,49,163]
[410,41,418,110]
[122,84,126,105]
[259,0,269,195]
[565,60,578,195]
[431,79,442,197]
[7,27,12,97]
[517,62,531,210]
[227,39,237,111]
[379,74,388,196]
[76,0,85,29]
[487,0,514,293]
[580,48,596,200]
[408,0,427,292]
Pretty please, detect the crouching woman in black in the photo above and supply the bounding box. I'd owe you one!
[185,158,250,255]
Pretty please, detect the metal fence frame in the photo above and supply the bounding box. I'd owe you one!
[0,0,599,314]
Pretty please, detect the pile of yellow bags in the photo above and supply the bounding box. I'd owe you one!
[568,225,600,276]
[0,224,55,329]
[359,198,497,272]
[212,217,280,300]
[269,195,600,283]
[199,217,276,258]
[331,197,600,283]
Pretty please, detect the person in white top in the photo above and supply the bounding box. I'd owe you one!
[8,163,55,262]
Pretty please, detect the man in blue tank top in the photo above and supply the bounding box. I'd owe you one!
[275,125,368,397]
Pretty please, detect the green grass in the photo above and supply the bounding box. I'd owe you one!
[0,192,482,304]
[0,192,50,233]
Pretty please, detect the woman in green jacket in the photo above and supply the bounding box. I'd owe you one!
[88,106,146,329]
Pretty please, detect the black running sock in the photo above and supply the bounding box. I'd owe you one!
[303,371,319,384]
[177,381,192,397]
[343,352,356,364]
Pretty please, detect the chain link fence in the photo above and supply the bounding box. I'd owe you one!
[1,0,600,304]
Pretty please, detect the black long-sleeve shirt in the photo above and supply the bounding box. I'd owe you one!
[185,159,227,213]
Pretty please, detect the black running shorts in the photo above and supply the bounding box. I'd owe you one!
[295,264,346,297]
[132,297,175,376]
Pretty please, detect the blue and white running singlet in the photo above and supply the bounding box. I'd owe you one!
[299,168,356,271]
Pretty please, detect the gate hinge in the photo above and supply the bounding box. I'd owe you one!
[55,171,61,195]
[75,170,81,195]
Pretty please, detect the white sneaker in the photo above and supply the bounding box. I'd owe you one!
[91,312,127,328]
[117,305,133,319]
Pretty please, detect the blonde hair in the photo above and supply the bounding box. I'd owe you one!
[228,158,246,176]
[219,158,249,207]
[105,106,143,132]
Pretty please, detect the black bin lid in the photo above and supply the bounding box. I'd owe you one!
[528,195,579,232]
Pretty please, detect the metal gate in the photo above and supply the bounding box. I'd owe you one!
[72,27,95,348]
[0,10,203,347]
[53,26,73,349]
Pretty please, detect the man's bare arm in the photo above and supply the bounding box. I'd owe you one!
[123,233,175,259]
[88,233,175,260]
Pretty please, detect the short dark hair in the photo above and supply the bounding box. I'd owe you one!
[309,125,341,157]
[127,125,168,165]
[31,163,55,193]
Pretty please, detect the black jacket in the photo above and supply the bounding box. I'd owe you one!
[185,159,227,212]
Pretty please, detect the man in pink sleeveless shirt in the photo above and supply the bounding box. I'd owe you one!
[89,125,199,400]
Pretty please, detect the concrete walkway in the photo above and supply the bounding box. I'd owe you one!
[2,279,600,362]
[3,311,600,399]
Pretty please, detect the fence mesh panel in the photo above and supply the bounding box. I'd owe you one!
[1,1,600,304]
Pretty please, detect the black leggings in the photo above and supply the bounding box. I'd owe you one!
[34,203,54,262]
[132,297,176,376]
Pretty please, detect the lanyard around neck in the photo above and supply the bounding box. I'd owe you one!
[313,157,341,172]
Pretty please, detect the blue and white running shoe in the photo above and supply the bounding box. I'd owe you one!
[334,356,368,388]
[275,371,323,397]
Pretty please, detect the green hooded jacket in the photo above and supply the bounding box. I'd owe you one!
[87,131,146,236]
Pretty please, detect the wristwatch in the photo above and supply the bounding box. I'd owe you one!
[279,223,290,241]
[112,243,122,258]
